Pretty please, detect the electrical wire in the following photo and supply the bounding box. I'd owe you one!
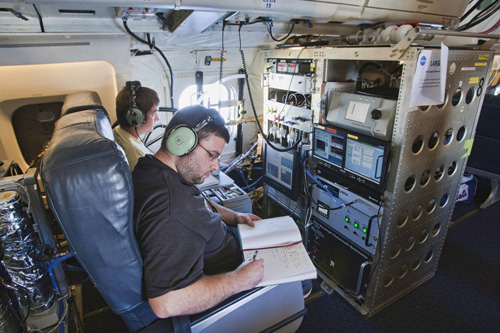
[241,176,263,190]
[460,0,485,22]
[229,18,305,152]
[367,204,384,281]
[238,39,304,152]
[305,169,343,208]
[266,19,296,42]
[268,48,310,144]
[144,124,166,146]
[45,297,69,333]
[458,0,500,31]
[25,147,47,174]
[221,141,258,173]
[220,21,226,84]
[134,127,152,153]
[3,8,29,20]
[8,162,23,176]
[32,4,44,32]
[47,252,74,293]
[122,18,175,109]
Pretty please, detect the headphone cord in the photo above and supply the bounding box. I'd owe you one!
[123,18,175,109]
[134,126,151,152]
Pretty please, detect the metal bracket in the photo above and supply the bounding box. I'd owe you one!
[320,280,335,295]
[479,37,499,50]
[389,27,420,59]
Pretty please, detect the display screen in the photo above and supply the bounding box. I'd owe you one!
[312,124,390,192]
[313,126,344,168]
[265,144,295,190]
[345,136,385,184]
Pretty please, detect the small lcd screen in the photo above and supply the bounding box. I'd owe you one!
[344,137,385,184]
[265,145,295,190]
[313,127,344,167]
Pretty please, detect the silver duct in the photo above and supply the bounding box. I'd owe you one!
[0,188,55,316]
[0,242,26,333]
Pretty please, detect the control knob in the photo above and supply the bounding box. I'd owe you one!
[371,109,382,120]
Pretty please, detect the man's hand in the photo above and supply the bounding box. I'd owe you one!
[234,257,265,290]
[235,212,261,227]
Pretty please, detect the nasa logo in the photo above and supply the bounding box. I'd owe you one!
[457,188,468,200]
[420,55,426,66]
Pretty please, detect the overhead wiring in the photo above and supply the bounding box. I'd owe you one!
[458,0,500,31]
[32,4,44,32]
[460,0,485,23]
[122,18,175,109]
[266,20,296,42]
[218,18,303,152]
[236,24,304,152]
[1,8,29,21]
[220,20,226,83]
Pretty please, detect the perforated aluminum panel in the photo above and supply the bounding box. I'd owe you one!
[365,49,494,316]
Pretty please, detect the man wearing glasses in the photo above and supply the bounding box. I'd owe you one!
[132,105,264,324]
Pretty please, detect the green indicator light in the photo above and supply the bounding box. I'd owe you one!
[362,227,368,233]
[354,222,359,228]
[345,217,350,223]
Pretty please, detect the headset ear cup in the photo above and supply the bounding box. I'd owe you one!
[125,107,145,126]
[166,125,198,156]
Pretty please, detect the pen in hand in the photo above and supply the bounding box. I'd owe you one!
[252,250,258,260]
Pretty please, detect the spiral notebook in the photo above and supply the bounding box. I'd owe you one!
[238,216,317,287]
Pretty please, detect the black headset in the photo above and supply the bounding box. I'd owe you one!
[165,111,224,157]
[125,81,146,127]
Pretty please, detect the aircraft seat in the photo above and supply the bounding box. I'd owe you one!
[466,93,500,208]
[40,91,305,332]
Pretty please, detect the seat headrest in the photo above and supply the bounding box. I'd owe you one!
[61,91,107,116]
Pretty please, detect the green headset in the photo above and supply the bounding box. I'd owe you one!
[165,112,223,157]
[124,81,146,127]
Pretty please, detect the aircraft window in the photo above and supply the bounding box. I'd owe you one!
[179,82,238,128]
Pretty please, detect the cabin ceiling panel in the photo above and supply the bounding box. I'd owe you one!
[0,34,130,77]
[1,0,469,35]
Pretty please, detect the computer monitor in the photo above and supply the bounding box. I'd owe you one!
[312,124,390,193]
[344,134,386,185]
[263,142,301,200]
[313,127,344,168]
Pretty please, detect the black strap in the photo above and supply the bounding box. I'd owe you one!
[172,315,192,333]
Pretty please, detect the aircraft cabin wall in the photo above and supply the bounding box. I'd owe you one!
[0,30,268,169]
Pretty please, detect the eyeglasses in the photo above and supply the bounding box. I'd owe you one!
[198,143,221,162]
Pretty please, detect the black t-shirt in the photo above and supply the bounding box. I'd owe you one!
[133,155,241,299]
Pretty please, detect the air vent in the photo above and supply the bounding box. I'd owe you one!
[59,9,95,16]
[0,42,90,48]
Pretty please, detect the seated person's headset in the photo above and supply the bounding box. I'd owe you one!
[165,112,224,157]
[124,81,146,127]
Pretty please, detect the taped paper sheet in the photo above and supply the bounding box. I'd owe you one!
[409,43,449,107]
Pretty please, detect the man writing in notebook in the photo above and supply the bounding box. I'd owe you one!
[132,105,264,319]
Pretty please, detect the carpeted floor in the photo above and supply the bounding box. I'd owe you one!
[298,176,500,332]
[78,177,499,332]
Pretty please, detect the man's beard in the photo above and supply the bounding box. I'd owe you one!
[176,153,206,184]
